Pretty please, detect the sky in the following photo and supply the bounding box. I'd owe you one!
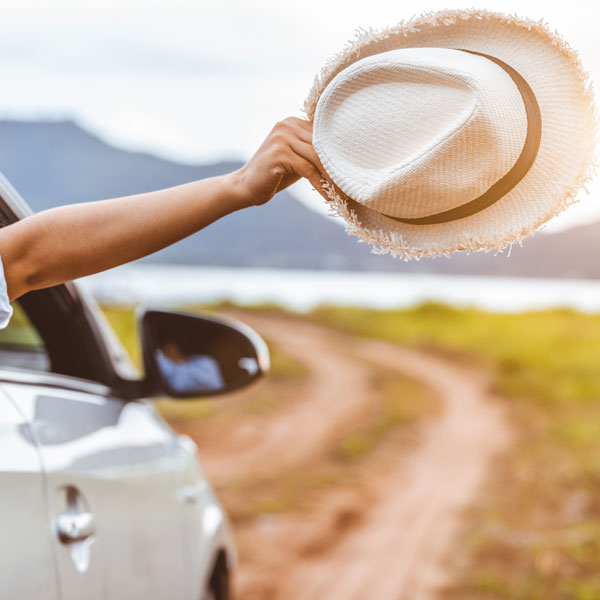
[0,0,599,232]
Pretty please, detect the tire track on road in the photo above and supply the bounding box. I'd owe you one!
[199,313,511,599]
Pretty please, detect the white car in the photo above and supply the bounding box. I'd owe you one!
[0,173,270,599]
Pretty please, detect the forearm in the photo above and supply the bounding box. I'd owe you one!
[1,172,246,300]
[0,117,324,302]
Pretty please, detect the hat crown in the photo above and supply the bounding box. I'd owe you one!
[313,47,528,219]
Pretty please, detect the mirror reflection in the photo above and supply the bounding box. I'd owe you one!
[155,339,225,394]
[143,310,266,398]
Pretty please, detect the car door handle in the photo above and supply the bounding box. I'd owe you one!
[56,511,96,544]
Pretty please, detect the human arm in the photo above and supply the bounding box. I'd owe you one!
[0,117,324,301]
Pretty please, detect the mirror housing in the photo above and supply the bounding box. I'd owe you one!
[140,309,270,399]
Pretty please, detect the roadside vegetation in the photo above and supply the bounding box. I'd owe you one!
[308,302,600,599]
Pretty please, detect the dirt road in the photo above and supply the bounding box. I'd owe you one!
[186,313,511,599]
[196,316,375,484]
[274,337,511,599]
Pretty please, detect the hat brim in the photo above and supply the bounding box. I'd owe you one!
[305,9,598,260]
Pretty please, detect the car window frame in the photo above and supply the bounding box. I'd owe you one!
[13,283,122,387]
[0,173,142,398]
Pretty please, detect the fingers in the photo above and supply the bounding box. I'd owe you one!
[271,116,335,200]
[286,136,326,179]
[276,116,313,143]
[275,118,327,187]
[288,137,338,202]
[285,151,323,193]
[290,119,314,145]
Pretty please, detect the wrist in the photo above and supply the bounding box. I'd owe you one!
[225,167,253,211]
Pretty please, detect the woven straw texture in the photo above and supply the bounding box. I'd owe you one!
[313,47,528,219]
[305,9,598,260]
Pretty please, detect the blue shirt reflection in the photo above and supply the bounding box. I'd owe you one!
[156,351,225,393]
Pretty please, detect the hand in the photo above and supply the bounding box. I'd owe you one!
[232,117,326,207]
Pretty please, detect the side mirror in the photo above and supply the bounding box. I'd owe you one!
[140,309,270,399]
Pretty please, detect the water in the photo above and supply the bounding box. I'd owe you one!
[77,265,600,313]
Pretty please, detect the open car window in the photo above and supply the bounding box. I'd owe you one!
[0,284,117,387]
[0,302,50,372]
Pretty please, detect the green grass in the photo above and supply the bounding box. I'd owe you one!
[101,304,141,367]
[311,302,600,407]
[266,337,308,383]
[152,397,220,421]
[0,302,44,348]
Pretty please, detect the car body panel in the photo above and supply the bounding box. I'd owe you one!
[173,433,236,598]
[0,384,60,600]
[1,370,236,600]
[2,379,189,599]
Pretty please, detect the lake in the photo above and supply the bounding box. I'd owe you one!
[76,265,600,313]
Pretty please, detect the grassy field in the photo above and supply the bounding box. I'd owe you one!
[308,303,600,599]
[102,302,600,599]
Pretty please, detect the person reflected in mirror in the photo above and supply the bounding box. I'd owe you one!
[155,338,225,394]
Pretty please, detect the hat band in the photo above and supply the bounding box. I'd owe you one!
[379,49,542,225]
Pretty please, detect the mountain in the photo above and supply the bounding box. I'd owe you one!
[0,119,597,277]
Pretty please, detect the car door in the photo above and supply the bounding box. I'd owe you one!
[1,377,187,600]
[0,382,60,600]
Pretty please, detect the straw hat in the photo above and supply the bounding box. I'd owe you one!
[305,9,598,260]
